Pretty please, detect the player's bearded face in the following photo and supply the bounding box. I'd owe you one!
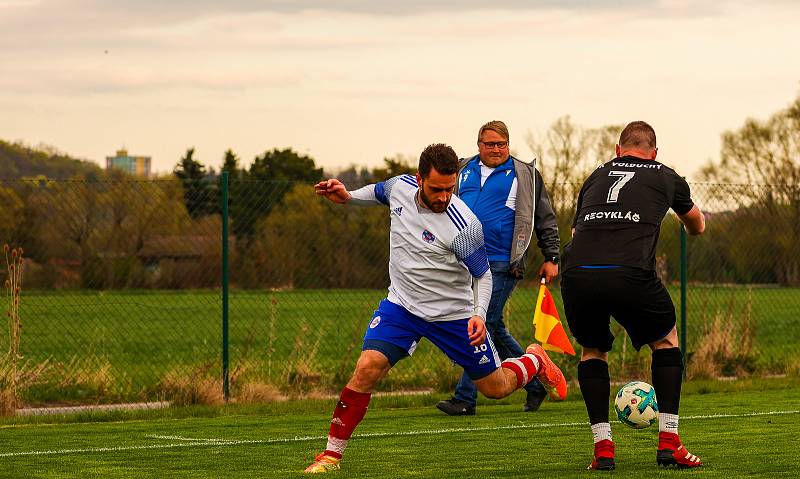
[417,169,456,213]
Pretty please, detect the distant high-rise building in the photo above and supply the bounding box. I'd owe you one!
[106,149,151,177]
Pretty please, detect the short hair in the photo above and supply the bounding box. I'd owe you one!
[418,143,459,178]
[477,120,510,143]
[619,121,657,149]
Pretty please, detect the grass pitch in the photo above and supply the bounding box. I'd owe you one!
[1,378,798,478]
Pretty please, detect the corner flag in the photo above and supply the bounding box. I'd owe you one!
[533,278,576,355]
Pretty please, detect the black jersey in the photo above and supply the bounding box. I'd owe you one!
[562,156,694,271]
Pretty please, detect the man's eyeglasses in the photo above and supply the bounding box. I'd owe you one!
[481,141,508,149]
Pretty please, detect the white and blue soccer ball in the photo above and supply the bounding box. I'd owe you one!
[614,381,658,429]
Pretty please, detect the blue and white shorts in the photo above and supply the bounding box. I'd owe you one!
[362,299,501,380]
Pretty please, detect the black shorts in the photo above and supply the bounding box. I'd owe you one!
[561,267,675,352]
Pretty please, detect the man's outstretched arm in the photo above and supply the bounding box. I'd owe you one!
[315,179,387,206]
[314,178,395,206]
[314,178,352,204]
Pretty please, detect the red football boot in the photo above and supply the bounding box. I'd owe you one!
[587,439,615,471]
[657,432,702,468]
[525,344,568,400]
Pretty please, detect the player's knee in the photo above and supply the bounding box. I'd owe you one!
[351,354,390,387]
[580,347,607,362]
[353,363,383,382]
[350,367,381,390]
[649,327,679,350]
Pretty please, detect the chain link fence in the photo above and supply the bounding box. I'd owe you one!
[679,183,800,377]
[1,177,798,407]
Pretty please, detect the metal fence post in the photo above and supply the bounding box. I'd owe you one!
[680,222,687,378]
[221,171,230,401]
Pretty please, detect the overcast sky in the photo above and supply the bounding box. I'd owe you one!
[1,0,798,179]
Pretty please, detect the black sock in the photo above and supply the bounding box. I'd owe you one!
[651,347,683,415]
[578,359,610,424]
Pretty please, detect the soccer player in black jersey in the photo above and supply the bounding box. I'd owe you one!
[561,121,705,471]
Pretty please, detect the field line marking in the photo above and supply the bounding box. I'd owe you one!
[0,441,240,458]
[145,435,233,443]
[1,409,797,458]
[681,410,799,420]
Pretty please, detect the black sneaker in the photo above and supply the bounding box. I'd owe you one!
[523,387,547,412]
[435,398,476,416]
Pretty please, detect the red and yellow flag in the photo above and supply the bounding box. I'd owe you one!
[533,279,576,355]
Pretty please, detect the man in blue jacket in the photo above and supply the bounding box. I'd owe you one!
[436,120,562,415]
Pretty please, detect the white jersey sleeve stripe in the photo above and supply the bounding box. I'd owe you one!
[446,205,467,230]
[450,204,468,227]
[445,210,464,231]
[399,175,418,188]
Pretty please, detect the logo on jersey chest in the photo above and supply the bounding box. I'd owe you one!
[393,206,403,216]
[421,230,436,244]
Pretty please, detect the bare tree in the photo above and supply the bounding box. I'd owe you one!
[699,94,800,285]
[525,116,621,220]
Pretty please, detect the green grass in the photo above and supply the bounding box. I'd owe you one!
[6,285,800,403]
[1,378,798,478]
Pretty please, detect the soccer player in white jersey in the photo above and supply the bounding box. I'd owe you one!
[304,144,568,474]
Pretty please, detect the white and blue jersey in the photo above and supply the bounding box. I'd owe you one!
[353,174,490,321]
[349,174,500,378]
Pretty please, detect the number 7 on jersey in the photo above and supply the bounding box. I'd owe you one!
[606,171,636,203]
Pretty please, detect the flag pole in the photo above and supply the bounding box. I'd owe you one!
[532,276,547,342]
[533,276,547,327]
[532,276,577,355]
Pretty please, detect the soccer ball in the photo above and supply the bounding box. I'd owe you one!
[614,381,658,429]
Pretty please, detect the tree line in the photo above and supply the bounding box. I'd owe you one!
[0,140,102,179]
[0,144,417,289]
[1,94,799,288]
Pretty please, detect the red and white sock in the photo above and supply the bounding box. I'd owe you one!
[323,387,371,459]
[501,354,540,388]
